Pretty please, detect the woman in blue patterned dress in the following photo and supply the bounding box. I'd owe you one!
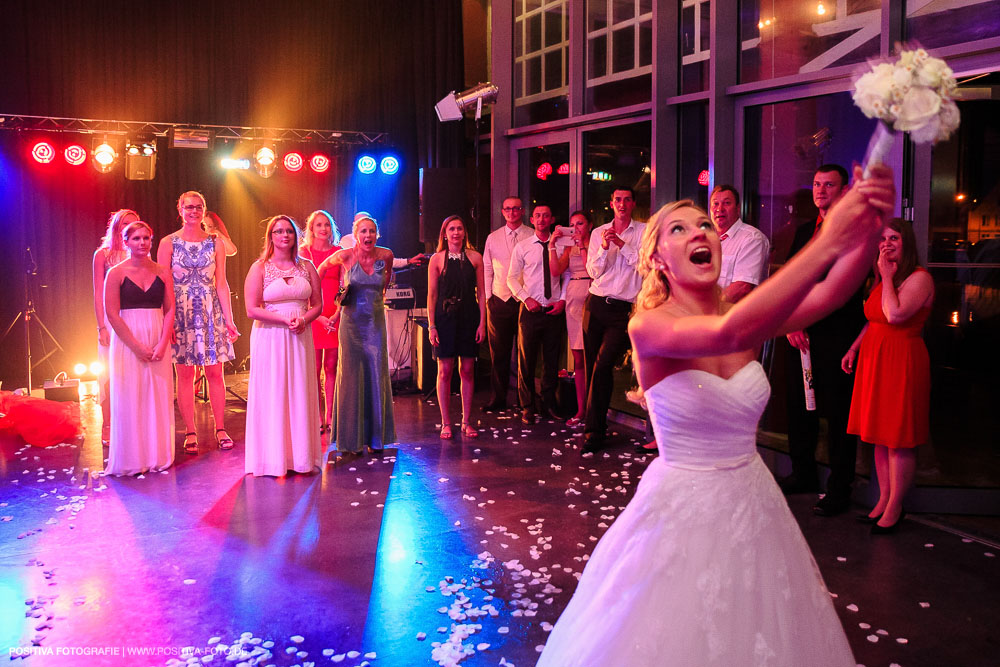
[156,191,240,454]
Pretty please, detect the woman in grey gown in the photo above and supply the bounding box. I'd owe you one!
[317,215,396,457]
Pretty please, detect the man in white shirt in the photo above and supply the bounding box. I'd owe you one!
[506,205,568,424]
[482,197,535,411]
[582,186,646,452]
[710,185,770,303]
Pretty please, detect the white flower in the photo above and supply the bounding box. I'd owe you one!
[853,65,895,120]
[894,86,942,132]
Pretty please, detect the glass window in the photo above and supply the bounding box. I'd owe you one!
[582,122,652,225]
[677,102,709,209]
[586,0,653,113]
[514,0,569,126]
[680,0,711,95]
[906,0,1000,49]
[922,80,1000,488]
[518,143,571,225]
[740,0,880,83]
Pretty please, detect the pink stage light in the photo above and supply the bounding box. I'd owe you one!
[536,162,552,181]
[697,170,710,186]
[64,144,87,166]
[557,163,570,175]
[310,154,330,173]
[283,152,304,172]
[32,141,55,164]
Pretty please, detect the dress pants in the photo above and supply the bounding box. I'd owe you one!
[517,306,565,412]
[582,294,633,436]
[487,295,520,406]
[784,332,857,499]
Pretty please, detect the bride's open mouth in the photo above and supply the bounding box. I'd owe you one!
[689,247,712,265]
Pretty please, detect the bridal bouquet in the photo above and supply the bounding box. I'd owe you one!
[853,47,960,174]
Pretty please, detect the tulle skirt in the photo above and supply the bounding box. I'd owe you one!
[107,309,175,475]
[537,454,855,667]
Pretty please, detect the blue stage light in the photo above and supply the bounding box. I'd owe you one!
[357,155,377,174]
[380,156,400,175]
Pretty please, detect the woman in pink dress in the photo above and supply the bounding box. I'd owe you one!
[92,209,139,446]
[299,210,342,435]
[549,211,593,426]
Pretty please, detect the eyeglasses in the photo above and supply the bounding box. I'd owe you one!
[182,204,204,212]
[271,229,296,235]
[502,206,523,212]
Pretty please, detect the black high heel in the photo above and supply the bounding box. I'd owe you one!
[855,512,883,524]
[871,510,906,535]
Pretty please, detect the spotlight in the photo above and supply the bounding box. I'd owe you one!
[221,158,251,170]
[357,155,377,174]
[283,152,303,172]
[32,141,55,164]
[73,363,87,376]
[435,82,499,122]
[125,134,156,180]
[89,361,104,376]
[92,141,118,173]
[380,156,400,175]
[253,144,277,178]
[310,154,330,173]
[64,144,87,166]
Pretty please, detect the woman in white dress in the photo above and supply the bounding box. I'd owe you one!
[537,164,896,666]
[92,208,139,446]
[104,221,176,475]
[243,215,323,477]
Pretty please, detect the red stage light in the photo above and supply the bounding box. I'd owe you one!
[536,162,552,181]
[697,169,710,186]
[310,154,330,173]
[557,163,570,175]
[283,152,303,172]
[64,144,87,166]
[32,141,55,164]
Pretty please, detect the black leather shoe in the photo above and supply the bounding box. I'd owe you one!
[520,410,535,425]
[483,401,506,413]
[871,510,906,534]
[812,495,851,517]
[777,474,820,495]
[582,433,605,454]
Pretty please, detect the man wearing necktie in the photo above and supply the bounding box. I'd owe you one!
[710,184,770,303]
[483,197,536,411]
[507,205,568,425]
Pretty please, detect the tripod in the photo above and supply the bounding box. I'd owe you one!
[0,247,65,393]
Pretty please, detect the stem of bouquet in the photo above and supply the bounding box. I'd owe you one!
[863,122,896,179]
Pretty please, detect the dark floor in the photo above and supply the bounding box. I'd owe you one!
[1,377,998,666]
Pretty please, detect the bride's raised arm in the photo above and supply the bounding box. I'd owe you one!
[630,164,894,360]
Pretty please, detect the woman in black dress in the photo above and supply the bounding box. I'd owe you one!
[427,215,486,439]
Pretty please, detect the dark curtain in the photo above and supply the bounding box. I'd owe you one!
[0,0,464,387]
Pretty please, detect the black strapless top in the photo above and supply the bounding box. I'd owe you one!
[121,276,165,310]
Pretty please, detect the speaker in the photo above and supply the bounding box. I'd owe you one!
[126,154,156,180]
[419,167,467,243]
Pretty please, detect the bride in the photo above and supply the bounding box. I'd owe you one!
[537,164,895,666]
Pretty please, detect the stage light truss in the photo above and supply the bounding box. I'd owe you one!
[0,114,389,147]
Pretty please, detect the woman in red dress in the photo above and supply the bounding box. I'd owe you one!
[842,218,934,534]
[300,210,342,435]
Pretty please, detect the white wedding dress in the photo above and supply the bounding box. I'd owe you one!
[537,362,855,666]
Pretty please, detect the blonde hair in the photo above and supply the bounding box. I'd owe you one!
[122,220,153,241]
[259,215,303,263]
[176,191,207,224]
[636,200,703,313]
[352,214,379,239]
[99,209,139,260]
[302,209,340,248]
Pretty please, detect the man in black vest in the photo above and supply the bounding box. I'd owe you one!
[780,164,865,517]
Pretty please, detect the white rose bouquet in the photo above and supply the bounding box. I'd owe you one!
[853,47,960,175]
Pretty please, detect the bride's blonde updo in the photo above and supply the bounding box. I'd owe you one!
[636,199,705,313]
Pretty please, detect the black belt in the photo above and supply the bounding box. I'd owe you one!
[592,294,632,308]
[569,276,591,281]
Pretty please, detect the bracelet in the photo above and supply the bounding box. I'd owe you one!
[429,325,437,330]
